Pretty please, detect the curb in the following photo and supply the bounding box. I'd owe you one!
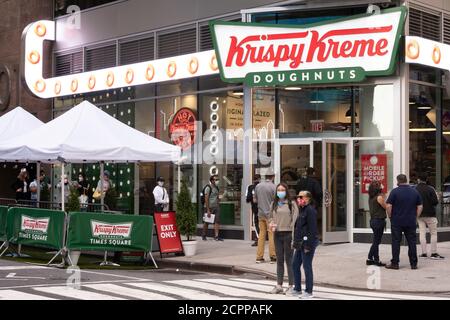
[157,259,450,295]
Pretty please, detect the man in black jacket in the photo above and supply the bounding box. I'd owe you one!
[246,174,260,247]
[416,174,444,259]
[296,167,322,208]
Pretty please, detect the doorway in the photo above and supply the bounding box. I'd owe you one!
[275,138,352,243]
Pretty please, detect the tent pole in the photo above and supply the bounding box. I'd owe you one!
[36,162,40,203]
[100,162,104,211]
[61,163,65,212]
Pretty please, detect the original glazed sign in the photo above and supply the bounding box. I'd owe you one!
[210,7,407,86]
[22,20,219,98]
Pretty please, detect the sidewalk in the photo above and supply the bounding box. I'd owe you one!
[159,238,450,293]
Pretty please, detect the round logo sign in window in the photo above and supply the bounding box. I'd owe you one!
[169,108,196,151]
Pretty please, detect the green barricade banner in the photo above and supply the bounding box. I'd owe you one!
[66,212,153,252]
[0,206,8,240]
[6,207,65,250]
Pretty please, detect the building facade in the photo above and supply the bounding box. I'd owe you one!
[13,0,450,242]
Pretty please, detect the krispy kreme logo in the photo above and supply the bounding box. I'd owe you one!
[91,220,133,238]
[21,215,50,233]
[210,7,406,85]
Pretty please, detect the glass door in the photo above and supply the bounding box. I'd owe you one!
[322,140,352,243]
[275,139,314,198]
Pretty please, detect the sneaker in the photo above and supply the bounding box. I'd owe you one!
[411,265,418,270]
[366,259,375,266]
[430,253,445,260]
[270,286,283,294]
[251,241,258,247]
[385,263,399,270]
[256,258,265,264]
[285,287,300,296]
[214,237,224,241]
[202,235,207,241]
[301,292,314,299]
[419,253,428,258]
[270,257,276,264]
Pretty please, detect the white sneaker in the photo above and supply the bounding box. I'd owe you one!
[301,292,314,299]
[270,286,283,294]
[285,287,300,296]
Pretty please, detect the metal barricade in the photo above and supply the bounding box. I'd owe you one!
[0,198,17,206]
[14,200,109,212]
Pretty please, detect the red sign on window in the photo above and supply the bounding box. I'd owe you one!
[361,154,388,194]
[154,211,183,254]
[169,108,196,151]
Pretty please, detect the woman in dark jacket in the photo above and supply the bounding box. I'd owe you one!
[366,181,387,266]
[12,170,30,201]
[291,190,319,299]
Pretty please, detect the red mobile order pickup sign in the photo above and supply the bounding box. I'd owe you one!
[361,154,388,194]
[154,211,183,254]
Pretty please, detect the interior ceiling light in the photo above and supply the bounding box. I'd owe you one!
[285,87,302,91]
[409,128,436,132]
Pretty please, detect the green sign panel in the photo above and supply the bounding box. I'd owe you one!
[0,206,8,241]
[66,212,153,252]
[245,67,366,86]
[6,207,65,250]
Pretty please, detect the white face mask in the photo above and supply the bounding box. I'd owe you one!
[158,181,164,187]
[64,179,68,184]
[79,177,83,182]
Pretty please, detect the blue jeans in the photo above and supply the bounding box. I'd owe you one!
[368,218,386,261]
[391,225,418,266]
[292,240,318,294]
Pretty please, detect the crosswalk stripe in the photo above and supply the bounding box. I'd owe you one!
[33,286,125,300]
[196,279,387,300]
[0,289,56,300]
[83,284,175,300]
[229,278,449,300]
[166,279,298,300]
[127,282,237,300]
[0,266,47,271]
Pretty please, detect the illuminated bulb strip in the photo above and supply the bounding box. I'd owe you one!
[405,36,450,71]
[23,20,219,99]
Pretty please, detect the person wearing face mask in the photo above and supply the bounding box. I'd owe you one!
[57,174,71,203]
[291,191,319,299]
[366,181,387,266]
[201,175,223,241]
[268,183,298,295]
[76,173,91,208]
[153,177,170,212]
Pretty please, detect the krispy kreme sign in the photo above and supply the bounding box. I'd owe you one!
[21,215,50,233]
[210,7,407,86]
[91,220,133,238]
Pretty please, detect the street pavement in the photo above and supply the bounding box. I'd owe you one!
[0,259,447,300]
[162,238,450,293]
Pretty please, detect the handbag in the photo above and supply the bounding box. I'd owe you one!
[93,190,102,200]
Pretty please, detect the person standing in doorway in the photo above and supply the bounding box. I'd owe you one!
[246,174,261,247]
[295,167,322,208]
[366,181,387,266]
[291,190,319,299]
[254,169,277,264]
[153,177,170,212]
[269,183,298,295]
[202,175,223,241]
[385,174,423,270]
[415,174,444,259]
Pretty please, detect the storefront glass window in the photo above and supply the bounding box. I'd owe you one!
[198,90,244,226]
[353,140,394,229]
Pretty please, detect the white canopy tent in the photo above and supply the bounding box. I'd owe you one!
[0,106,44,143]
[0,101,182,210]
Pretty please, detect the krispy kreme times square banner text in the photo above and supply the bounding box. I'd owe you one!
[210,7,407,86]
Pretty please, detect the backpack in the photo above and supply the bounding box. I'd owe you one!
[246,184,255,203]
[200,184,219,206]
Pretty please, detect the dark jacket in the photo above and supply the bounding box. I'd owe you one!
[296,177,322,207]
[293,204,319,248]
[246,183,259,214]
[415,182,439,217]
[11,178,30,201]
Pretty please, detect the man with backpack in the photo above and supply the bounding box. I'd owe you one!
[201,175,224,241]
[415,174,444,259]
[246,174,261,247]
